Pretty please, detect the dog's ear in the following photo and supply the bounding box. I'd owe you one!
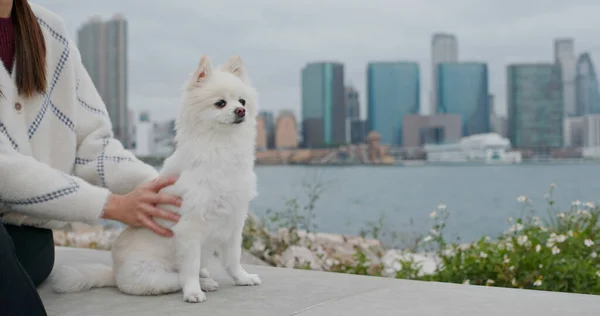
[222,56,247,81]
[188,56,213,88]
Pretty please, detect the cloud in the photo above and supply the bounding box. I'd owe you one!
[35,0,600,121]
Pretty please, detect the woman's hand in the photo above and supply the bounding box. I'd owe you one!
[101,176,182,237]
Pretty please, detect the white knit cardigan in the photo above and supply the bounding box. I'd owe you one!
[0,3,158,229]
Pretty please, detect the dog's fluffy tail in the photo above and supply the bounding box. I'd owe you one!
[51,264,116,293]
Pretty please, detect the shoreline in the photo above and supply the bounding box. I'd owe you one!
[52,220,439,278]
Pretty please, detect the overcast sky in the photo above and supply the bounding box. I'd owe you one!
[35,0,600,122]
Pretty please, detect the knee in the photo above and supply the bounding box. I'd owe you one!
[30,233,55,287]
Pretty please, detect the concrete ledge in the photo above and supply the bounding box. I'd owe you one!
[39,247,599,316]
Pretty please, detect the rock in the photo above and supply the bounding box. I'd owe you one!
[279,246,322,270]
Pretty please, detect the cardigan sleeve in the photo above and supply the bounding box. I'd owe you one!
[69,39,159,196]
[0,135,112,225]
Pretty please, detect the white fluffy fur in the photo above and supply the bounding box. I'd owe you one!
[51,56,261,303]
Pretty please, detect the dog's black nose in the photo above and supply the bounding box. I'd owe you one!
[234,107,246,118]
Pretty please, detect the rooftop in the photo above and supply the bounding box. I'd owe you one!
[40,247,600,316]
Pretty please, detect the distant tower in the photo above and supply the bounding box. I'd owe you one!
[77,14,129,147]
[554,38,577,117]
[431,33,458,115]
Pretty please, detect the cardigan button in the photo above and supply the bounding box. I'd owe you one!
[14,102,23,113]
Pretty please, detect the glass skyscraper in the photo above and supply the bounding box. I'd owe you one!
[437,62,490,136]
[507,64,563,151]
[367,62,419,146]
[575,53,600,116]
[301,62,345,147]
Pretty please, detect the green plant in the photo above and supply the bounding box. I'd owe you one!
[264,170,327,234]
[417,185,600,294]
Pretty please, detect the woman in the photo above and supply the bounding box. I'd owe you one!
[0,1,182,315]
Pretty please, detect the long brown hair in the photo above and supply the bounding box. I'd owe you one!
[5,0,47,98]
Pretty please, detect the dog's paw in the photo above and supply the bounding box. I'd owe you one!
[200,278,219,292]
[183,282,206,303]
[233,273,261,286]
[183,290,206,303]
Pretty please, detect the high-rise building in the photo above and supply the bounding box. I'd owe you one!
[135,111,153,157]
[367,62,420,146]
[301,62,346,147]
[583,114,600,147]
[77,14,129,147]
[275,110,298,149]
[564,116,585,147]
[431,33,458,114]
[256,115,267,150]
[345,85,362,144]
[575,53,600,116]
[554,38,577,117]
[345,85,360,119]
[258,111,275,149]
[489,94,508,138]
[507,64,563,152]
[437,62,490,136]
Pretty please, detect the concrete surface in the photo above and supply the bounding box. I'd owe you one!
[39,247,600,316]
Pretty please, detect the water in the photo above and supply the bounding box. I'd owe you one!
[250,163,600,244]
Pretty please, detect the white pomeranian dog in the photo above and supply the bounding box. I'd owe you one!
[51,55,261,303]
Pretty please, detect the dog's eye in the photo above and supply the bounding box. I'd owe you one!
[214,99,227,108]
[239,98,246,106]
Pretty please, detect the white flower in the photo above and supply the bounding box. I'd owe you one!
[584,239,594,247]
[567,230,574,237]
[429,211,437,219]
[552,246,561,255]
[596,271,600,278]
[508,223,524,233]
[517,195,528,203]
[430,229,440,236]
[422,235,433,243]
[507,217,513,223]
[591,252,598,259]
[509,265,515,271]
[437,203,447,210]
[539,264,543,269]
[556,234,567,243]
[572,200,581,207]
[480,251,488,259]
[486,279,495,286]
[506,242,514,251]
[584,202,595,209]
[511,278,518,286]
[503,254,510,264]
[535,244,541,252]
[533,279,543,287]
[463,279,470,285]
[517,235,528,246]
[557,213,566,219]
[550,183,557,189]
[581,210,592,218]
[392,261,402,271]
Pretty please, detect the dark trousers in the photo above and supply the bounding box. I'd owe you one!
[0,223,55,316]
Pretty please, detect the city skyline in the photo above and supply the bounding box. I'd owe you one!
[35,0,600,123]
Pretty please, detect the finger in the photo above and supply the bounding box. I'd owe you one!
[150,193,183,208]
[144,204,181,222]
[147,176,178,191]
[139,213,174,237]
